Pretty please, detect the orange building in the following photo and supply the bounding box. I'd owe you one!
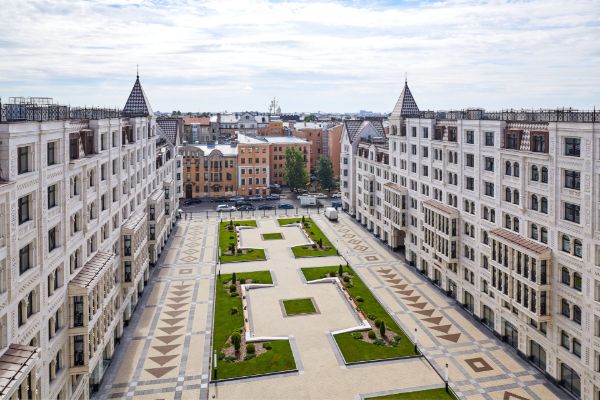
[237,134,270,196]
[291,122,327,172]
[261,136,311,186]
[258,120,284,136]
[327,124,343,177]
[179,144,237,199]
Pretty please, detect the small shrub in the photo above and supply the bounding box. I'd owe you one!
[352,332,362,339]
[224,355,236,362]
[244,353,256,361]
[229,284,237,293]
[236,248,242,254]
[231,332,241,351]
[394,335,401,342]
[309,231,314,235]
[230,292,239,297]
[218,351,225,360]
[230,307,238,315]
[246,343,256,354]
[229,235,234,240]
[367,314,377,321]
[329,271,337,278]
[223,342,232,348]
[355,296,364,302]
[374,319,382,328]
[247,249,254,253]
[368,330,376,340]
[262,342,272,350]
[312,243,318,249]
[373,338,385,346]
[346,283,354,288]
[343,275,350,283]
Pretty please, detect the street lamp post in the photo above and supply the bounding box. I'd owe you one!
[213,350,218,398]
[413,328,418,353]
[444,363,449,392]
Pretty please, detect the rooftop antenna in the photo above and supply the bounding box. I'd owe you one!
[405,72,407,85]
[136,64,139,79]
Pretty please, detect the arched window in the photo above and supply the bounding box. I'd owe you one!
[513,162,520,177]
[505,214,512,229]
[574,239,582,258]
[505,187,512,202]
[562,235,571,253]
[572,305,581,324]
[531,224,538,240]
[513,217,519,232]
[561,267,570,285]
[540,197,548,214]
[513,190,519,205]
[540,227,548,243]
[573,272,582,291]
[541,167,548,183]
[505,161,512,175]
[483,231,489,245]
[531,165,539,181]
[531,195,539,211]
[561,299,570,317]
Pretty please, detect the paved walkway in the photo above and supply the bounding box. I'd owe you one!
[96,218,216,400]
[317,212,564,400]
[215,218,444,400]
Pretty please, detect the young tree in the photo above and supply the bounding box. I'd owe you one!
[316,156,336,193]
[338,264,343,277]
[379,321,386,337]
[231,332,241,352]
[284,147,308,192]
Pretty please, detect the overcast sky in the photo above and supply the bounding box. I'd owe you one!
[0,0,599,113]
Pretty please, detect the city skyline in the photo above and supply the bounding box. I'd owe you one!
[1,0,599,113]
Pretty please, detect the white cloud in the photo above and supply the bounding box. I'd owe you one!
[0,0,598,112]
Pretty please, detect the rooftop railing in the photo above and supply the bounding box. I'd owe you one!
[417,108,599,123]
[1,97,121,122]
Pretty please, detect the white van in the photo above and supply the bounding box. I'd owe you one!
[324,207,338,221]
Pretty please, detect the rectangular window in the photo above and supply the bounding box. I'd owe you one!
[564,203,580,224]
[73,335,84,366]
[465,130,474,144]
[466,153,474,167]
[564,137,581,157]
[48,184,57,209]
[48,227,57,252]
[422,127,428,138]
[564,170,580,190]
[466,177,474,190]
[18,195,30,224]
[485,132,494,146]
[18,146,29,174]
[484,157,494,171]
[47,142,57,166]
[484,182,494,197]
[19,244,32,274]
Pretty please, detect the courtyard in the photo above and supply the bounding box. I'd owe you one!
[96,212,564,400]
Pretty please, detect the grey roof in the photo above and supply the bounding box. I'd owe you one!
[391,80,419,117]
[343,120,385,143]
[157,118,178,143]
[122,75,153,117]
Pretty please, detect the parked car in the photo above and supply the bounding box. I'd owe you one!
[265,194,280,201]
[331,192,342,198]
[278,203,294,209]
[330,200,342,208]
[238,204,255,211]
[258,204,275,210]
[235,201,252,208]
[230,196,245,202]
[216,204,236,212]
[313,193,328,199]
[248,195,264,201]
[185,198,202,205]
[299,195,317,206]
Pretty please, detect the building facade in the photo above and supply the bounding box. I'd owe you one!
[179,144,237,199]
[0,75,181,399]
[342,82,600,400]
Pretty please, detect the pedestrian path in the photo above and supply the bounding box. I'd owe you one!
[317,213,563,400]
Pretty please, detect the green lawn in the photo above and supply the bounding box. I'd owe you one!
[301,265,418,362]
[277,217,337,258]
[213,271,296,379]
[262,232,283,240]
[219,220,266,263]
[283,298,317,315]
[366,388,457,400]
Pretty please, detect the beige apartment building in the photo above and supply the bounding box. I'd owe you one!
[0,75,181,399]
[341,82,600,400]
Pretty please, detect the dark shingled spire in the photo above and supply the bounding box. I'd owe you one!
[391,79,419,118]
[122,73,153,117]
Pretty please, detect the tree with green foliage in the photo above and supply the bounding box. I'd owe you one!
[231,332,241,352]
[316,156,336,193]
[379,321,386,337]
[232,272,237,284]
[304,114,317,122]
[338,264,343,277]
[284,147,308,192]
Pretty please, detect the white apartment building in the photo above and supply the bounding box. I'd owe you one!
[0,75,181,399]
[341,82,600,400]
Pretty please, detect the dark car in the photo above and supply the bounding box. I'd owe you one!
[331,200,342,208]
[258,204,275,210]
[278,203,294,209]
[235,201,252,207]
[248,195,264,201]
[184,198,202,205]
[238,204,255,211]
[265,194,280,201]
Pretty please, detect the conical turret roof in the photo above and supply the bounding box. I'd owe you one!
[122,74,153,117]
[391,79,419,118]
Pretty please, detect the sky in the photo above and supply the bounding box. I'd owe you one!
[0,0,599,113]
